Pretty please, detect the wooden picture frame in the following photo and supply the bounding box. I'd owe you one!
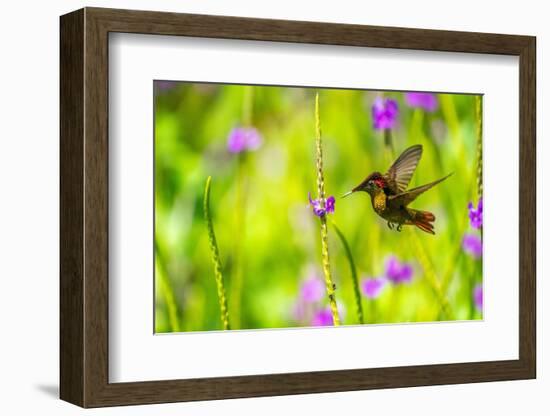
[60,7,536,408]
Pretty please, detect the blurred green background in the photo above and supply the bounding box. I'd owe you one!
[154,81,483,333]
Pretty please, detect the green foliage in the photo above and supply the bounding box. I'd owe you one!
[154,82,482,332]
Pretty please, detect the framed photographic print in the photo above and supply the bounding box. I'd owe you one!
[60,7,536,408]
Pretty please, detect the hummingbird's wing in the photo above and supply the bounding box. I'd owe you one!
[388,173,453,206]
[385,145,423,194]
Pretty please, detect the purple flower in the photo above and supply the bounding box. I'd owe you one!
[308,193,335,217]
[405,92,438,112]
[311,308,333,326]
[300,275,324,303]
[372,97,399,130]
[463,234,482,258]
[473,284,483,312]
[326,196,335,213]
[361,277,386,299]
[227,127,262,153]
[385,256,414,284]
[468,198,483,229]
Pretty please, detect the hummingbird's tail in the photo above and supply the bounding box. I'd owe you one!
[409,209,436,235]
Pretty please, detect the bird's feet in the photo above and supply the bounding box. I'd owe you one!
[387,222,403,232]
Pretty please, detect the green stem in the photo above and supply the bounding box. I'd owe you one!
[332,222,364,324]
[475,95,483,203]
[382,91,395,163]
[383,128,395,162]
[314,93,340,326]
[408,231,454,320]
[154,239,181,332]
[203,176,231,330]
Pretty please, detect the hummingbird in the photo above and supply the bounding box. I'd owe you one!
[342,144,452,235]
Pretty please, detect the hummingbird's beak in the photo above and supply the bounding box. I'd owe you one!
[341,190,354,199]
